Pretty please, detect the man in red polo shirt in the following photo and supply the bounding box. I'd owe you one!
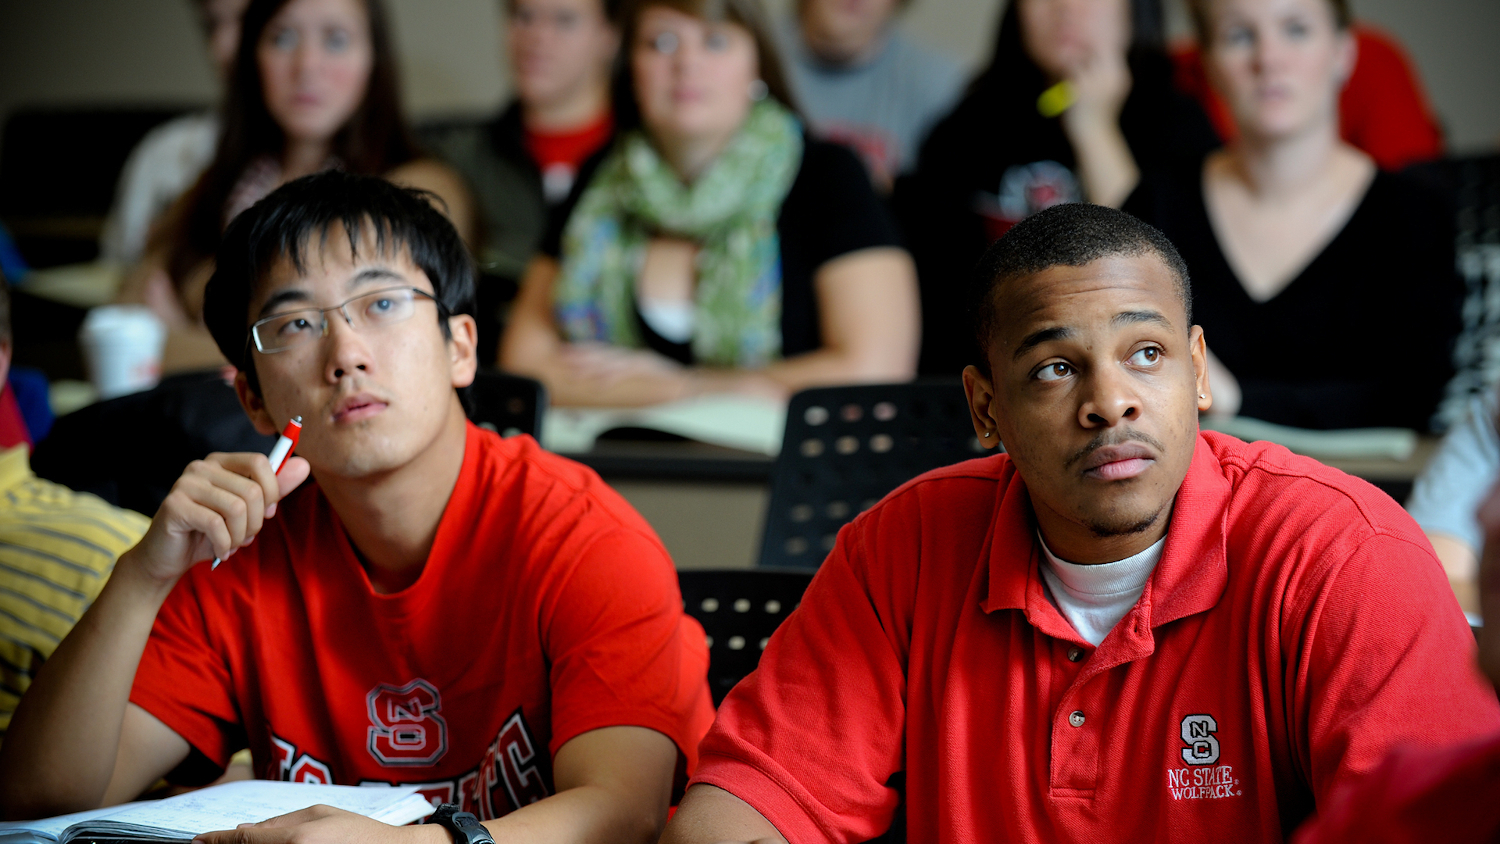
[0,172,714,844]
[661,203,1500,843]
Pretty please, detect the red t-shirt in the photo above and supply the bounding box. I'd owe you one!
[1172,25,1444,171]
[524,113,614,174]
[1291,731,1500,844]
[132,424,714,819]
[691,432,1500,842]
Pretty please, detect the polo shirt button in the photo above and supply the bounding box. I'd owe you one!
[1067,646,1084,662]
[1069,710,1085,728]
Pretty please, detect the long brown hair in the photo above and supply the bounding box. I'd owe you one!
[613,0,800,130]
[161,0,421,300]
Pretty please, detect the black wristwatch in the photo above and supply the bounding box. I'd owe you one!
[429,803,495,844]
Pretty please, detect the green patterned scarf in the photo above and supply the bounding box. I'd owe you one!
[553,100,803,367]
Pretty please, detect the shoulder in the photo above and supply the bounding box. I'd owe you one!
[1205,431,1427,550]
[1,474,151,561]
[845,453,1013,544]
[886,30,965,90]
[792,137,875,192]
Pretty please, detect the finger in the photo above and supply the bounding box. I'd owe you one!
[209,452,281,517]
[194,828,293,844]
[183,475,257,552]
[275,456,312,506]
[247,805,337,828]
[182,459,266,544]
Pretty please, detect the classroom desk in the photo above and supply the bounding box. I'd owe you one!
[562,439,772,571]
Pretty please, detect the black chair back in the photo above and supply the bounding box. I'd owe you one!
[677,568,813,707]
[465,370,546,439]
[758,381,984,569]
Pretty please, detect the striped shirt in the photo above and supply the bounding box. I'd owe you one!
[0,445,149,740]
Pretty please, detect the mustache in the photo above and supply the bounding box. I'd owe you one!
[1064,430,1167,470]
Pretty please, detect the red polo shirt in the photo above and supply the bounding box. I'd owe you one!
[691,432,1500,843]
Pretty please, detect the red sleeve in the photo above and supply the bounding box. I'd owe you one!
[129,565,244,772]
[1291,733,1500,844]
[1340,26,1443,170]
[1292,532,1500,803]
[690,514,910,844]
[541,527,715,776]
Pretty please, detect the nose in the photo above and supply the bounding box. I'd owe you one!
[321,311,373,383]
[1077,364,1140,429]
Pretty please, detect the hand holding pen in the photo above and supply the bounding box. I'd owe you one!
[120,416,311,587]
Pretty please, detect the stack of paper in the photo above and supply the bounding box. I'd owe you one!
[0,781,435,844]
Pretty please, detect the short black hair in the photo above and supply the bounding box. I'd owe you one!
[968,203,1192,374]
[203,170,476,394]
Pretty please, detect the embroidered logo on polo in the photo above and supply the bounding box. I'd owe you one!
[1166,713,1243,800]
[267,706,551,821]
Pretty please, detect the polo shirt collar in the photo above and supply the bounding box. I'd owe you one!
[979,433,1230,634]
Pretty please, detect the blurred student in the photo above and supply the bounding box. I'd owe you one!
[423,0,621,279]
[0,172,713,840]
[119,0,474,375]
[1123,0,1461,430]
[896,0,1218,375]
[1406,390,1496,615]
[1173,23,1443,171]
[500,0,918,408]
[101,0,251,267]
[1291,433,1500,844]
[774,0,965,192]
[0,277,150,745]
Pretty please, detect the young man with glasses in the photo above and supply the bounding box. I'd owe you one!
[0,172,714,844]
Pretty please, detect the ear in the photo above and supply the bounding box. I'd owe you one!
[1191,325,1212,413]
[233,369,280,436]
[446,313,479,389]
[962,364,1003,450]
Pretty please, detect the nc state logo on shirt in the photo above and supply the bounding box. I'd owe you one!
[367,679,449,766]
[1167,713,1243,801]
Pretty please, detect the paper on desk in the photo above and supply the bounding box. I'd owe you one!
[0,803,142,844]
[2,781,434,844]
[1200,416,1417,461]
[542,393,787,456]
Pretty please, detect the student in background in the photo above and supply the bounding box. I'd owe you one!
[1406,389,1495,615]
[120,0,474,375]
[1172,23,1443,172]
[0,172,713,841]
[100,0,251,267]
[501,0,918,408]
[773,0,965,192]
[1123,0,1461,430]
[0,277,151,745]
[423,0,621,280]
[895,0,1217,376]
[657,202,1497,844]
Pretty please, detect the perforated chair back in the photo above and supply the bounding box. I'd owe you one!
[465,370,547,438]
[677,568,814,706]
[759,381,984,569]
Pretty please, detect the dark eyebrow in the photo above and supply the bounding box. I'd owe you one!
[255,267,405,319]
[257,289,313,319]
[1113,310,1174,331]
[1013,326,1075,360]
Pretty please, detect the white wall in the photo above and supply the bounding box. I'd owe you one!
[0,0,1496,152]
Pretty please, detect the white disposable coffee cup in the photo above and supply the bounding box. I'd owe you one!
[78,305,167,400]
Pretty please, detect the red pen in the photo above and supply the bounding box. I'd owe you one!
[212,416,302,570]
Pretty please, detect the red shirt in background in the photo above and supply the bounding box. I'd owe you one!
[1290,731,1500,844]
[132,425,714,819]
[524,112,614,202]
[691,432,1499,843]
[1172,25,1444,171]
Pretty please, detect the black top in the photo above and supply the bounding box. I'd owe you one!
[1124,165,1461,431]
[893,50,1220,376]
[542,137,901,361]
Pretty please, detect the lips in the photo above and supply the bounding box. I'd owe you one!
[1078,442,1157,482]
[331,393,388,424]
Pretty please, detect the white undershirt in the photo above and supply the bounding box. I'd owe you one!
[1037,532,1165,647]
[637,297,696,344]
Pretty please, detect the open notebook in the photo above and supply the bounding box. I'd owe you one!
[0,781,435,844]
